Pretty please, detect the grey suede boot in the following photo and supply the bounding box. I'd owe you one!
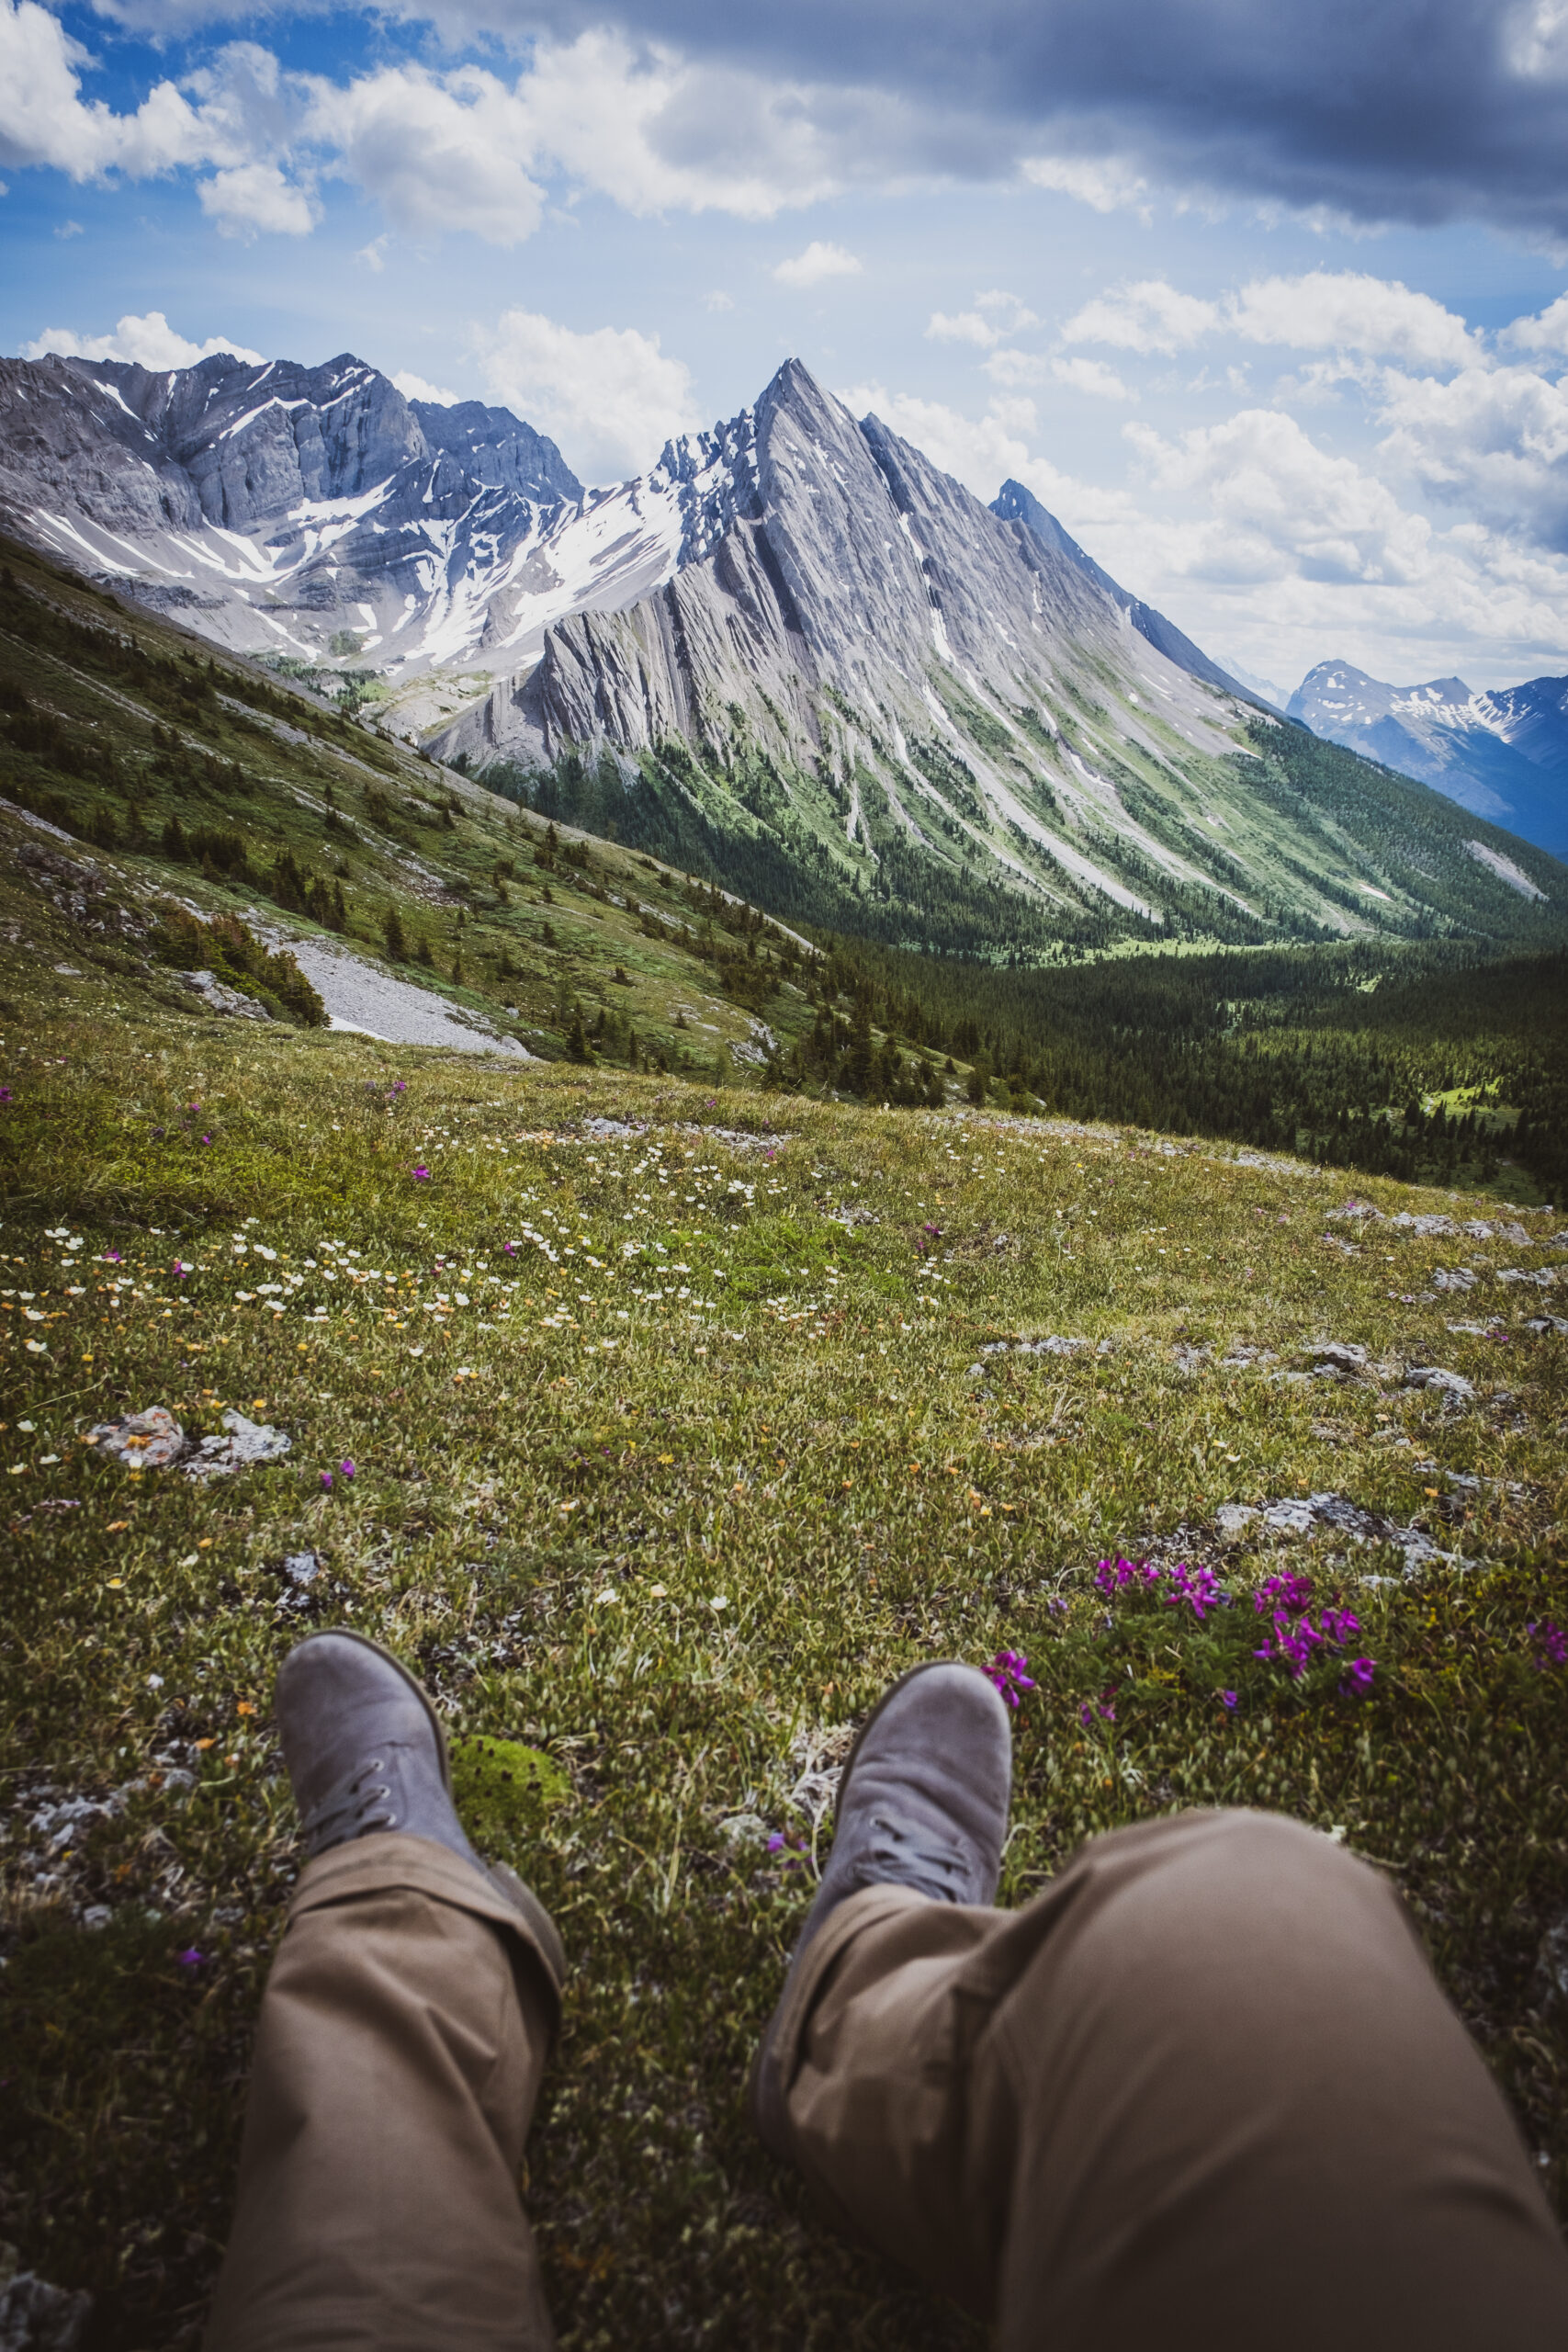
[274,1628,564,1984]
[750,1660,1013,2161]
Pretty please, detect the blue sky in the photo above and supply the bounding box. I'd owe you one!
[6,0,1568,697]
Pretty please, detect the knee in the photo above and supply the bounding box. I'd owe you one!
[1077,1807,1409,1993]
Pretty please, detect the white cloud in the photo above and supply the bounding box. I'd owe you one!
[1125,407,1429,587]
[23,310,264,367]
[1227,270,1478,368]
[0,15,856,250]
[474,309,698,482]
[356,232,389,271]
[301,62,545,245]
[53,215,81,236]
[1061,279,1221,356]
[1503,289,1568,353]
[773,240,863,289]
[393,369,461,405]
[1373,361,1568,543]
[703,289,735,311]
[1021,153,1151,215]
[1060,269,1480,369]
[927,309,1005,348]
[198,159,315,236]
[1051,356,1138,401]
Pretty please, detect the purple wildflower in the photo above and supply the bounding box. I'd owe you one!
[1220,1690,1238,1710]
[339,1459,355,1481]
[1527,1619,1567,1669]
[1164,1562,1225,1621]
[986,1649,1037,1709]
[176,1948,205,1969]
[0,1087,12,1105]
[1255,1573,1314,1615]
[412,1166,430,1181]
[765,1832,785,1853]
[321,1470,333,1491]
[1339,1657,1375,1698]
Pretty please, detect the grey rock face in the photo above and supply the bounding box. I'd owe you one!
[408,399,582,505]
[989,477,1254,701]
[489,357,1242,793]
[0,349,586,679]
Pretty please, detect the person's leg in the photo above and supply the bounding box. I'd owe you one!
[755,1673,1568,2352]
[206,1634,565,2352]
[207,1837,558,2352]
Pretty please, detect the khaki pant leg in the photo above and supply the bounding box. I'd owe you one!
[778,1809,1568,2352]
[206,1834,562,2352]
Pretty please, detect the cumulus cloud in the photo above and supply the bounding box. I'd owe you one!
[1061,269,1483,368]
[0,16,863,248]
[22,310,264,367]
[474,309,699,481]
[1061,279,1220,356]
[1503,290,1568,353]
[48,0,1568,245]
[301,62,546,244]
[198,158,316,235]
[392,368,461,404]
[1051,356,1138,401]
[1374,361,1568,547]
[928,291,1038,348]
[1227,272,1479,368]
[773,240,863,288]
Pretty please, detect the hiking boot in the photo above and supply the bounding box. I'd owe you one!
[274,1629,567,1992]
[275,1628,485,1867]
[750,1660,1012,2160]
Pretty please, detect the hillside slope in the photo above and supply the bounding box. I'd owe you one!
[2,931,1565,2351]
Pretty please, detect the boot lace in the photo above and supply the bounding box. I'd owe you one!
[853,1809,973,1904]
[299,1753,398,1856]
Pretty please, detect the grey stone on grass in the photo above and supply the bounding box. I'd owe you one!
[88,1405,290,1479]
[1403,1366,1475,1404]
[175,968,268,1021]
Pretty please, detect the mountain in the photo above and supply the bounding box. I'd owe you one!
[1288,660,1568,856]
[1,344,1563,954]
[434,360,1564,951]
[0,349,752,738]
[987,478,1254,700]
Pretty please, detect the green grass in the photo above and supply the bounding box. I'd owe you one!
[2,951,1566,2346]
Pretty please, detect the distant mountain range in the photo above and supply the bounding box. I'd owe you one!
[1,344,1562,952]
[1288,660,1568,856]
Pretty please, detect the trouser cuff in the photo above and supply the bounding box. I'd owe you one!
[288,1831,565,2027]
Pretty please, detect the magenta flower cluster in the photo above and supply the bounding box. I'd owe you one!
[1095,1555,1226,1622]
[985,1649,1038,1709]
[1252,1573,1374,1697]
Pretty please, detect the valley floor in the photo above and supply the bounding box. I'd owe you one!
[2,971,1566,2346]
